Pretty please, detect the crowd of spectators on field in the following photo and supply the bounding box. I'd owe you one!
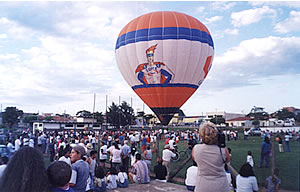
[0,124,298,192]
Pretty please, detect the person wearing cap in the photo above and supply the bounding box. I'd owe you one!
[69,145,90,192]
[162,144,176,181]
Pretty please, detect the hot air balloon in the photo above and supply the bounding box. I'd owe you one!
[115,11,214,125]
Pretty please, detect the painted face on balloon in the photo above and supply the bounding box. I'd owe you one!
[147,51,154,65]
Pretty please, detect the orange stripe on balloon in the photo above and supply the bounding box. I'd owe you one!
[203,56,212,79]
[118,11,210,38]
[134,87,197,108]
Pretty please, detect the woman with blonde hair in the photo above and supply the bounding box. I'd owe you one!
[192,122,231,192]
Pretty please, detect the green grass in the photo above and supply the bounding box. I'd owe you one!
[148,136,299,191]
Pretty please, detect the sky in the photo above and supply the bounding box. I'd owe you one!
[0,1,299,116]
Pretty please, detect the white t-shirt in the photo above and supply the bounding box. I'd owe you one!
[29,139,34,147]
[59,156,71,165]
[100,145,108,160]
[284,134,290,141]
[185,166,198,186]
[15,139,21,151]
[111,149,122,163]
[247,155,254,167]
[117,172,128,183]
[169,139,175,150]
[236,175,259,192]
[162,149,176,162]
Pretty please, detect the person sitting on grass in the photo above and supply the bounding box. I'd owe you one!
[106,167,118,190]
[93,166,106,192]
[117,166,129,188]
[236,163,258,192]
[154,157,167,182]
[129,153,150,184]
[185,160,198,191]
[47,161,74,192]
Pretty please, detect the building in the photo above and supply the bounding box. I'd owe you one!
[206,111,245,121]
[226,117,252,128]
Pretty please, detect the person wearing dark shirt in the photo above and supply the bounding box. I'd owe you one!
[188,136,197,150]
[154,157,167,182]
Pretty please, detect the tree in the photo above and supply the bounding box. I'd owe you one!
[274,109,295,120]
[106,101,135,128]
[3,107,23,128]
[23,115,39,123]
[210,116,225,125]
[247,106,269,120]
[93,112,104,123]
[76,110,92,118]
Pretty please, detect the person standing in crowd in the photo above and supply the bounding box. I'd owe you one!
[247,151,254,168]
[59,147,71,165]
[154,157,167,182]
[185,160,198,191]
[129,153,150,184]
[260,137,272,168]
[236,163,259,192]
[284,132,290,152]
[88,150,97,189]
[162,144,176,181]
[143,145,153,172]
[277,135,284,153]
[111,143,122,172]
[47,161,74,192]
[192,122,231,192]
[69,145,90,192]
[121,140,131,173]
[14,135,21,151]
[99,141,107,168]
[265,168,280,192]
[0,147,50,192]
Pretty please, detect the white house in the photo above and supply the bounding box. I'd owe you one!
[226,117,252,128]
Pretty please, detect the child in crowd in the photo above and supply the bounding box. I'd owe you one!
[185,160,198,191]
[247,151,254,167]
[154,157,167,182]
[47,161,74,192]
[265,168,281,192]
[106,167,118,190]
[117,166,129,188]
[94,166,106,192]
[130,147,139,167]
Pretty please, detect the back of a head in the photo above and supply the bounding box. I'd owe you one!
[47,161,72,188]
[136,153,141,160]
[199,122,218,145]
[95,166,105,179]
[239,163,255,177]
[0,146,50,192]
[156,157,163,164]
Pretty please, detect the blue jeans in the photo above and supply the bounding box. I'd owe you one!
[285,141,290,152]
[260,152,270,168]
[186,185,195,191]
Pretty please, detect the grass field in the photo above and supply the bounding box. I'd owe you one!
[149,135,299,191]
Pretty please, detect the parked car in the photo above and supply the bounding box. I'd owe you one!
[0,144,9,158]
[249,128,262,136]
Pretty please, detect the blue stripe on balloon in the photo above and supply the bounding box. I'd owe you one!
[115,27,214,50]
[131,83,199,90]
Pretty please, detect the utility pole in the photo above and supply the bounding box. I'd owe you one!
[92,93,96,131]
[119,96,121,129]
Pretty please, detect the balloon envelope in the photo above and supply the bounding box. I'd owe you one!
[115,11,214,125]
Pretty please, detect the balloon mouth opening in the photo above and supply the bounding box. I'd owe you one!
[151,107,180,125]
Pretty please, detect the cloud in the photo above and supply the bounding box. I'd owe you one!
[0,33,7,39]
[196,6,205,13]
[0,17,35,40]
[231,6,276,27]
[224,28,239,35]
[203,16,223,24]
[274,11,300,33]
[249,1,300,8]
[206,36,300,90]
[211,2,236,11]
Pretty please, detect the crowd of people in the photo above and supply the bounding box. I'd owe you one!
[0,123,297,192]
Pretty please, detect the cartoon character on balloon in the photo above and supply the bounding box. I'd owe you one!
[135,44,174,85]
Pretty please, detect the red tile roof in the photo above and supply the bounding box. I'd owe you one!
[227,117,251,121]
